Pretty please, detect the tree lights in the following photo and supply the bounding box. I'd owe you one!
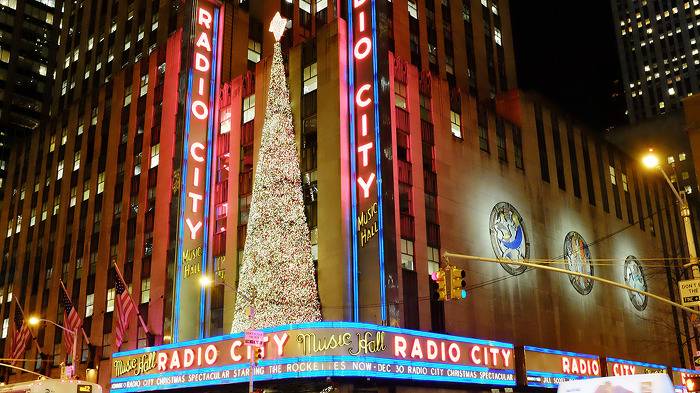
[230,18,321,332]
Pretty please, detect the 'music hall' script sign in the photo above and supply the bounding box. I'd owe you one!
[110,322,515,392]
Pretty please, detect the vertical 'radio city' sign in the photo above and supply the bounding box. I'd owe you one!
[348,0,387,322]
[175,0,222,342]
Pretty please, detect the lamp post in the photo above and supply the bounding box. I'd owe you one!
[642,149,700,278]
[28,316,77,377]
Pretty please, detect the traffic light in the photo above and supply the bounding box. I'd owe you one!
[252,347,263,363]
[450,267,467,299]
[686,376,700,392]
[430,269,447,301]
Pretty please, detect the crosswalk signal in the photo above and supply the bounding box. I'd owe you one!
[430,269,447,301]
[450,267,467,299]
[686,376,700,392]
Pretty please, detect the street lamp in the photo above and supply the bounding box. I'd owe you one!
[27,316,77,373]
[642,148,699,276]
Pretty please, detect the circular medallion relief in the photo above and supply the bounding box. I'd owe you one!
[563,231,594,295]
[489,202,530,276]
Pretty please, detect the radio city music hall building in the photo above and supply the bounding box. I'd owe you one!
[0,0,698,392]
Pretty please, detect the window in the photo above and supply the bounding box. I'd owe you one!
[395,81,407,109]
[123,85,132,107]
[408,0,418,19]
[53,196,60,215]
[609,165,617,185]
[513,125,525,169]
[420,95,431,121]
[303,63,317,95]
[141,278,151,303]
[30,208,36,226]
[86,293,94,317]
[73,151,81,171]
[401,238,415,270]
[450,111,462,138]
[150,144,160,168]
[621,173,629,191]
[243,95,255,123]
[494,27,502,45]
[49,135,56,152]
[70,187,77,207]
[98,172,105,194]
[140,75,149,97]
[83,184,90,201]
[41,206,47,221]
[534,104,549,182]
[496,118,506,161]
[247,40,261,63]
[551,114,565,190]
[220,107,232,134]
[427,247,440,274]
[57,160,64,180]
[1,318,7,339]
[106,288,116,312]
[61,127,68,145]
[567,124,581,198]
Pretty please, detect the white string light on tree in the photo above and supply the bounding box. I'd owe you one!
[231,13,322,332]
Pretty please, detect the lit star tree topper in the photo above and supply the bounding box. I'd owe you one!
[230,14,322,332]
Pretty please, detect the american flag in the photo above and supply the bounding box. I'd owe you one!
[60,284,82,357]
[113,269,135,349]
[9,306,31,364]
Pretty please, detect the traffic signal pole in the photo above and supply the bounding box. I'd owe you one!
[442,252,700,316]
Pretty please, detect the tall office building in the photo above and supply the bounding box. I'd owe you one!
[611,0,700,122]
[0,1,697,391]
[0,0,57,194]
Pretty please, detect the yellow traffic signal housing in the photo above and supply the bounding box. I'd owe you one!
[430,269,447,301]
[450,267,467,299]
[252,347,263,363]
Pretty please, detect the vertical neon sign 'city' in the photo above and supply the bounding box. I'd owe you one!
[174,0,222,342]
[348,0,387,322]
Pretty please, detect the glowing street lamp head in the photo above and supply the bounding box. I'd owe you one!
[28,316,41,326]
[269,12,288,42]
[198,275,213,288]
[641,149,660,169]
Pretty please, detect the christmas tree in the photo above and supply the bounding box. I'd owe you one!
[230,13,322,332]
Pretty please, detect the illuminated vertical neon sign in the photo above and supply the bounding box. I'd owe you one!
[348,0,386,322]
[174,0,222,342]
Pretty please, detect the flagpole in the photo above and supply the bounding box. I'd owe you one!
[112,263,150,337]
[14,298,42,354]
[59,280,90,346]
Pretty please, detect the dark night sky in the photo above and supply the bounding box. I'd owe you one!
[508,1,624,129]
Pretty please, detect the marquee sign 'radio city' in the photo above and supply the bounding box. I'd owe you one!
[174,0,222,342]
[348,0,387,322]
[109,322,515,392]
[605,357,667,376]
[524,346,601,388]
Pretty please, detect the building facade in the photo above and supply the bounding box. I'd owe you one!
[0,0,57,195]
[611,0,700,122]
[0,0,697,392]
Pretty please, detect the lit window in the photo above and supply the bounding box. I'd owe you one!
[395,81,407,109]
[61,128,67,145]
[303,63,318,95]
[85,293,94,317]
[0,0,16,9]
[141,278,151,304]
[247,40,261,63]
[30,208,36,226]
[57,160,64,180]
[317,0,328,11]
[73,151,80,171]
[106,288,116,312]
[14,216,21,234]
[621,173,628,192]
[220,107,232,135]
[124,86,132,107]
[682,171,690,180]
[83,184,90,201]
[77,123,84,135]
[1,318,7,339]
[669,87,676,95]
[70,187,77,207]
[41,206,47,221]
[151,14,159,31]
[408,0,418,19]
[299,0,311,12]
[400,239,415,270]
[97,172,105,194]
[53,196,60,215]
[609,166,616,185]
[49,135,56,152]
[494,28,502,46]
[680,153,687,161]
[150,144,160,168]
[450,110,462,138]
[427,247,440,274]
[668,156,675,164]
[243,95,255,123]
[140,74,148,97]
[88,36,94,50]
